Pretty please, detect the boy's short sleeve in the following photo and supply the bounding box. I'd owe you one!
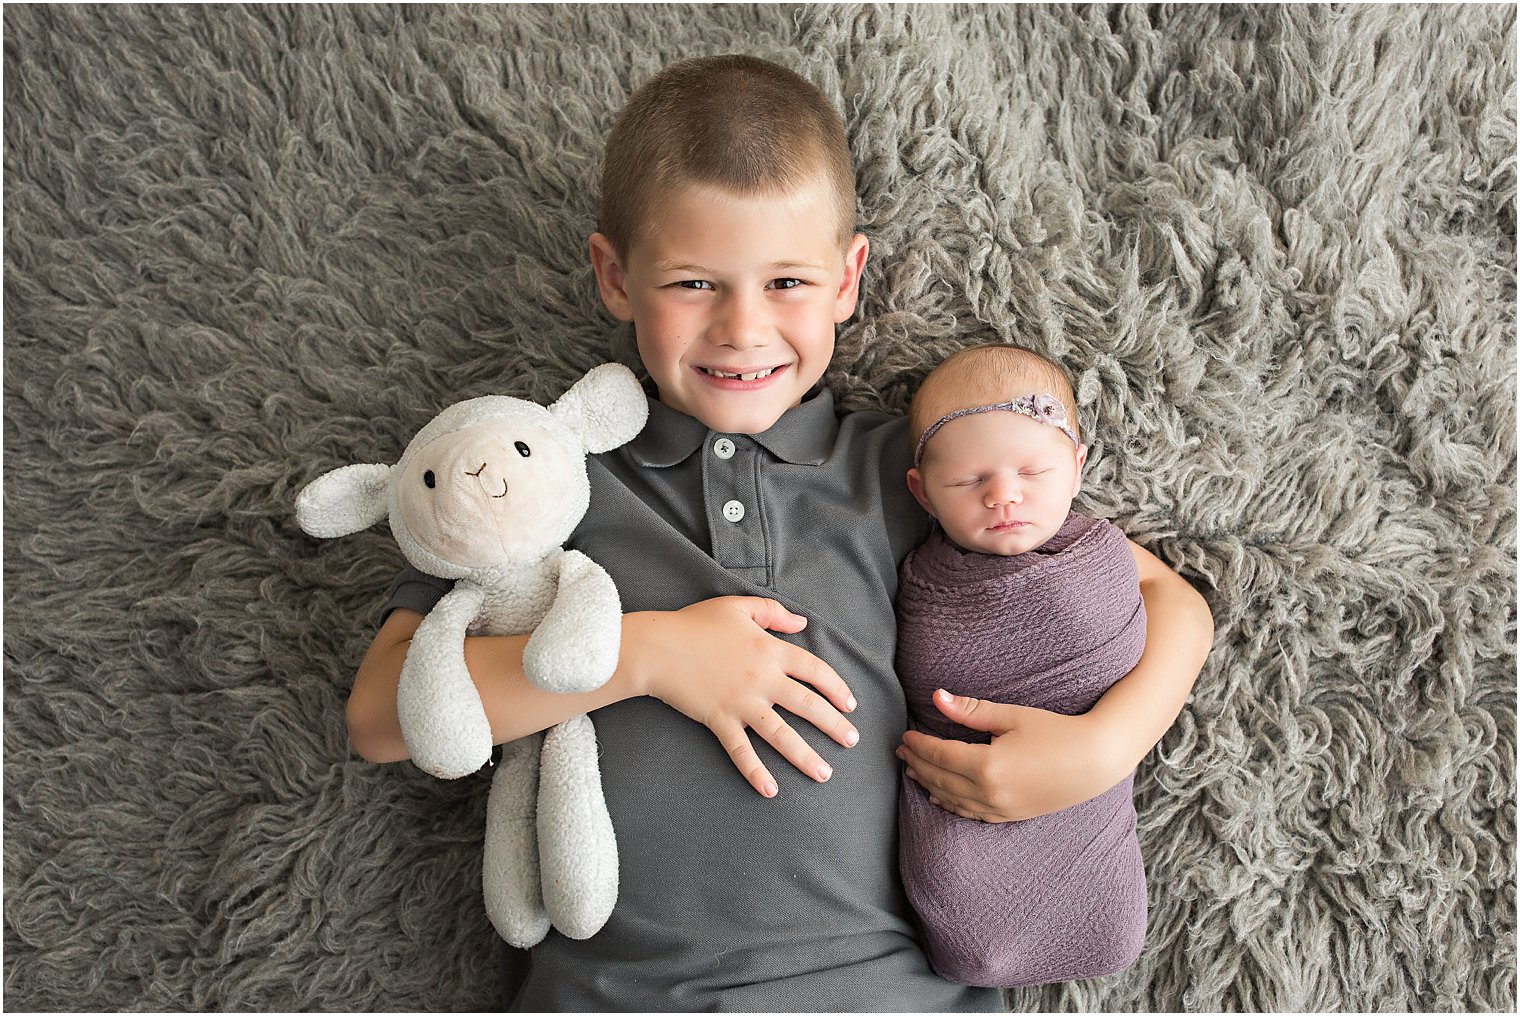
[381,566,453,622]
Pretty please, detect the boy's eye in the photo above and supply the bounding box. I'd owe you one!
[675,280,714,291]
[769,278,803,290]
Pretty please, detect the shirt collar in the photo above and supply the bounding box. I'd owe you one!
[625,388,840,467]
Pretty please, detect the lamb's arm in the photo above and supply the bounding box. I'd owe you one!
[347,607,643,764]
[524,550,624,693]
[395,584,493,778]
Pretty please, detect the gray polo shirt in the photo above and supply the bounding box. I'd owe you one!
[385,389,1004,1012]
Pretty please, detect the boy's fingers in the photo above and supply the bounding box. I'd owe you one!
[786,690,858,749]
[927,791,986,823]
[901,728,978,776]
[734,596,808,634]
[717,724,779,798]
[897,742,982,803]
[932,689,1024,735]
[780,641,857,715]
[773,667,858,748]
[751,708,834,784]
[911,771,983,816]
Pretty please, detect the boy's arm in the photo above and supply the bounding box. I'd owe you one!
[347,597,860,798]
[895,539,1214,823]
[1088,540,1214,760]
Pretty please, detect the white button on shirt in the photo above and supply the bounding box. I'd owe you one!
[713,437,736,459]
[722,500,745,523]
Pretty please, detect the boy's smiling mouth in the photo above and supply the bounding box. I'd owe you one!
[697,365,786,382]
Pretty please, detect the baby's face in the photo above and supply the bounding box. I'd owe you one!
[908,410,1086,556]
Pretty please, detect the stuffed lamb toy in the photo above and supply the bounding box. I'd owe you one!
[295,363,648,946]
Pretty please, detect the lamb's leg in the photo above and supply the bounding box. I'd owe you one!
[483,734,551,947]
[538,714,618,939]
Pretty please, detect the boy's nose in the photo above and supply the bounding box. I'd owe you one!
[713,292,769,349]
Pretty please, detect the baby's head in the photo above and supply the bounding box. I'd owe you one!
[907,345,1088,556]
[589,55,869,435]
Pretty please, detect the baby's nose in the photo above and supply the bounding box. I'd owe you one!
[985,485,1021,508]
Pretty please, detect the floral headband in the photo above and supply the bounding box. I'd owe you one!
[913,393,1080,468]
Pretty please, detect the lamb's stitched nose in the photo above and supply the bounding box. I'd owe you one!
[465,462,509,498]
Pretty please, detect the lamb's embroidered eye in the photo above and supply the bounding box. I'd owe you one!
[423,470,436,489]
[515,441,531,458]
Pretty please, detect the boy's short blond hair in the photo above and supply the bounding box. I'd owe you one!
[909,344,1082,452]
[600,55,857,260]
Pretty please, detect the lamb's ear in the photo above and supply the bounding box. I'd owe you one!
[549,363,649,454]
[295,464,394,538]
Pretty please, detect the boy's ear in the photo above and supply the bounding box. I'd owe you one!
[589,232,635,322]
[833,233,870,323]
[906,467,937,518]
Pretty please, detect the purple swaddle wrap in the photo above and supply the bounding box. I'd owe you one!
[894,510,1148,988]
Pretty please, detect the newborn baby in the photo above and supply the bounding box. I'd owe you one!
[894,344,1148,988]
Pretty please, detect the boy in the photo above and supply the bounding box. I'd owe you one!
[346,55,1213,1010]
[894,344,1152,988]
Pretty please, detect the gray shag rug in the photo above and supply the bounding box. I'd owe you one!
[4,4,1515,1012]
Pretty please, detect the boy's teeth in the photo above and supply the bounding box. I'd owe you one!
[704,367,777,381]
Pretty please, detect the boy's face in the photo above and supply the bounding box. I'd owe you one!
[907,409,1087,556]
[591,180,868,435]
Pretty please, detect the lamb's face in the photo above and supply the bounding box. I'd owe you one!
[394,418,584,569]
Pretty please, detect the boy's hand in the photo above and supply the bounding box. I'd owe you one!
[626,597,859,799]
[895,689,1125,823]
